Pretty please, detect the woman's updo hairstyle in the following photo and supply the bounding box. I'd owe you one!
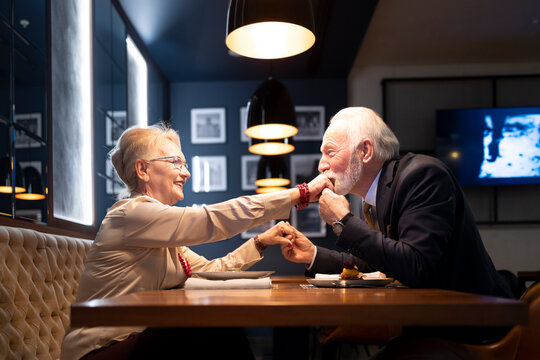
[109,122,181,197]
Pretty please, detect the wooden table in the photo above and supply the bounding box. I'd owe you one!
[71,276,527,328]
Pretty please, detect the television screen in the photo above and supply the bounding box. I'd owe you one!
[436,107,540,186]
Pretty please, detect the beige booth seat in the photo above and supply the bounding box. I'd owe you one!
[0,225,92,360]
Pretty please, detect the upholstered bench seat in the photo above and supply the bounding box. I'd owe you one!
[0,225,92,360]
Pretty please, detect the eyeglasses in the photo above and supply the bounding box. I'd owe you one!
[147,156,188,170]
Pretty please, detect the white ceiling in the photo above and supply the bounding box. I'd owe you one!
[354,0,540,67]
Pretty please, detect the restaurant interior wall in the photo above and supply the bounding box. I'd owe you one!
[0,0,48,222]
[171,78,347,276]
[348,61,540,274]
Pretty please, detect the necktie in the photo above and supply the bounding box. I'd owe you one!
[362,202,377,230]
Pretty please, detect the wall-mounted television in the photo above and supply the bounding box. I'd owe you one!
[436,107,540,186]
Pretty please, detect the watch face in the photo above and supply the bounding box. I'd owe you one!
[332,221,345,236]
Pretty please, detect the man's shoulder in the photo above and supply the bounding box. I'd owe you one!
[400,152,445,168]
[390,153,454,186]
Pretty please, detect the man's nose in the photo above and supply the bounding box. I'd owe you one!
[318,158,329,173]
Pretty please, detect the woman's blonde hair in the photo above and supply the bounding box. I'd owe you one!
[109,122,181,197]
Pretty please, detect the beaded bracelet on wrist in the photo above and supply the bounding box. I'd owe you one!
[295,182,310,210]
[254,234,267,254]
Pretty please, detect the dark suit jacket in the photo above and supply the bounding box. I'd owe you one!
[310,153,512,299]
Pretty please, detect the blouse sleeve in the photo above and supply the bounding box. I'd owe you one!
[180,238,262,273]
[120,191,291,248]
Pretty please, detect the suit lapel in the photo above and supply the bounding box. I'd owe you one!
[375,156,401,236]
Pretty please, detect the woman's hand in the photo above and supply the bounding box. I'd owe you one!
[280,224,316,264]
[307,173,334,202]
[257,221,296,247]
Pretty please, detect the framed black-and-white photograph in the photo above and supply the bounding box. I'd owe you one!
[241,154,260,191]
[16,209,42,222]
[190,203,208,208]
[14,113,42,148]
[290,154,321,186]
[106,110,127,146]
[292,203,326,237]
[19,161,42,176]
[191,155,227,192]
[241,220,276,239]
[191,108,226,144]
[295,106,325,141]
[240,106,249,142]
[106,160,125,195]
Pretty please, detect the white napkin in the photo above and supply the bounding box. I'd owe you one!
[184,277,272,289]
[315,273,340,280]
[315,271,386,280]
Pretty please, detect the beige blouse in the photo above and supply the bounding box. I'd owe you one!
[61,191,291,360]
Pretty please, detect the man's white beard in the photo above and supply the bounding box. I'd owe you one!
[333,154,362,195]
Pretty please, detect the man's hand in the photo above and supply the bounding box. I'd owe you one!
[307,174,334,202]
[319,188,350,224]
[280,224,316,264]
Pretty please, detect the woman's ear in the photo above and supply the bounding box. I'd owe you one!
[134,159,150,182]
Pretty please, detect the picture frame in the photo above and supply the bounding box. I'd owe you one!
[106,110,127,146]
[105,160,125,195]
[291,203,326,238]
[19,161,42,176]
[290,154,321,186]
[240,106,249,142]
[191,155,227,192]
[14,113,42,148]
[294,106,326,141]
[191,108,226,144]
[241,220,276,239]
[241,154,260,191]
[16,209,42,222]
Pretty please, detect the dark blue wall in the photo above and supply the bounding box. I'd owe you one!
[170,78,348,275]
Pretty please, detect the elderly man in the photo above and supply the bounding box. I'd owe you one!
[282,107,514,345]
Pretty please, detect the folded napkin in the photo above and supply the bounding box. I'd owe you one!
[184,277,272,289]
[315,271,386,280]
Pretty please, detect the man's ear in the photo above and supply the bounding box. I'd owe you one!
[359,139,374,163]
[134,159,150,182]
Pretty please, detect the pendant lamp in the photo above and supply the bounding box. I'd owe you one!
[0,155,26,194]
[246,77,297,140]
[256,186,287,194]
[16,166,46,200]
[249,136,294,156]
[226,0,316,59]
[256,155,290,187]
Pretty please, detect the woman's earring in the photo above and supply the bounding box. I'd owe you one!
[144,184,148,195]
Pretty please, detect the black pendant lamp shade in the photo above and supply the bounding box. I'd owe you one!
[246,77,297,141]
[0,155,25,194]
[16,166,46,200]
[226,0,316,59]
[249,136,294,156]
[256,155,290,187]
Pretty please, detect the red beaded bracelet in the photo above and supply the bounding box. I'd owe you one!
[295,182,310,210]
[178,253,192,278]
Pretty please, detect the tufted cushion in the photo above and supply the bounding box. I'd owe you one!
[0,226,92,360]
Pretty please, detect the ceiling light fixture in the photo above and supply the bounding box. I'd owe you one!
[226,0,316,59]
[15,166,46,200]
[246,77,297,141]
[255,155,290,187]
[0,156,26,194]
[248,136,294,156]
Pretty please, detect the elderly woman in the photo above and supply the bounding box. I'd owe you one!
[61,123,331,360]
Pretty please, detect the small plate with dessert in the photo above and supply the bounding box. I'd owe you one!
[307,263,393,288]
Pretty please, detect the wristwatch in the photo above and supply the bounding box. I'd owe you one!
[331,212,354,236]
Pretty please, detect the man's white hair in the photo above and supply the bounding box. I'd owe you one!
[329,107,400,162]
